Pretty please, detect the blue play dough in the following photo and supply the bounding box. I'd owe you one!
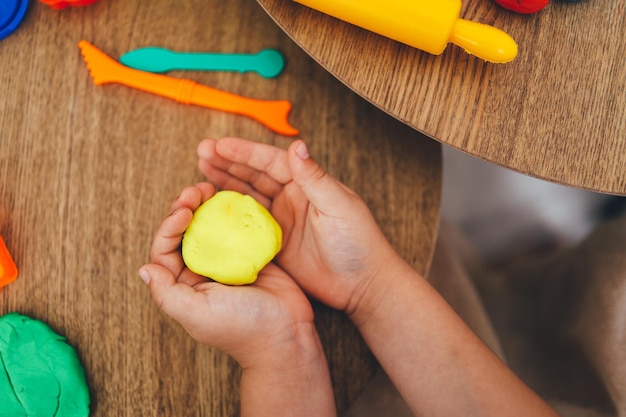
[0,0,29,41]
[0,313,91,417]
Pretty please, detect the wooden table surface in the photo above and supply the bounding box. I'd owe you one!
[257,0,626,195]
[0,0,441,415]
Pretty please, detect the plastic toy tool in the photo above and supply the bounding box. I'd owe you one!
[78,41,298,136]
[0,0,29,41]
[39,0,100,10]
[120,47,285,78]
[0,236,18,290]
[293,0,518,63]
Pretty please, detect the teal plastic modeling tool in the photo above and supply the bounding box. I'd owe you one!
[119,47,285,78]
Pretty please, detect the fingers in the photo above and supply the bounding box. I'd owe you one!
[152,184,213,277]
[168,182,215,214]
[139,263,200,325]
[287,140,358,214]
[149,206,193,277]
[216,138,292,184]
[199,156,269,206]
[197,138,291,205]
[142,183,217,318]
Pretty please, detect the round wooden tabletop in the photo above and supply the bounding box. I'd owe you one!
[257,0,626,195]
[0,0,441,415]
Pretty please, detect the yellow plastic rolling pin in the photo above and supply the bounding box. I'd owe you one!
[293,0,518,63]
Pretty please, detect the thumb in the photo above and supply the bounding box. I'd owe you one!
[139,264,197,323]
[287,140,354,213]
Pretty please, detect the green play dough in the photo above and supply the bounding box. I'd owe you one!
[0,312,90,417]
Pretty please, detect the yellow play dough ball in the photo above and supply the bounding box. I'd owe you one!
[182,190,282,285]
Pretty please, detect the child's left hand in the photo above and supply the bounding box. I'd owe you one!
[138,183,317,369]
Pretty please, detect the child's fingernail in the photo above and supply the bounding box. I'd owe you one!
[295,142,310,160]
[139,268,151,285]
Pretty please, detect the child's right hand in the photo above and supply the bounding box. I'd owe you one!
[197,138,405,316]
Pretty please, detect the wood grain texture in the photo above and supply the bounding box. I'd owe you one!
[0,0,441,415]
[257,0,626,195]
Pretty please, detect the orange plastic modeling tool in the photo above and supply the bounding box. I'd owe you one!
[78,41,299,136]
[0,236,18,290]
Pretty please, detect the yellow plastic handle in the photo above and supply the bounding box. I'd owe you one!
[450,19,518,63]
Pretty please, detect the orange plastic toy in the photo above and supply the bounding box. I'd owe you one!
[39,0,100,10]
[78,41,299,136]
[0,236,18,290]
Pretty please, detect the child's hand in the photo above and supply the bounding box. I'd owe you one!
[197,138,403,315]
[138,184,317,369]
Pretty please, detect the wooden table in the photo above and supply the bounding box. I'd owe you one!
[257,0,626,195]
[0,0,441,415]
